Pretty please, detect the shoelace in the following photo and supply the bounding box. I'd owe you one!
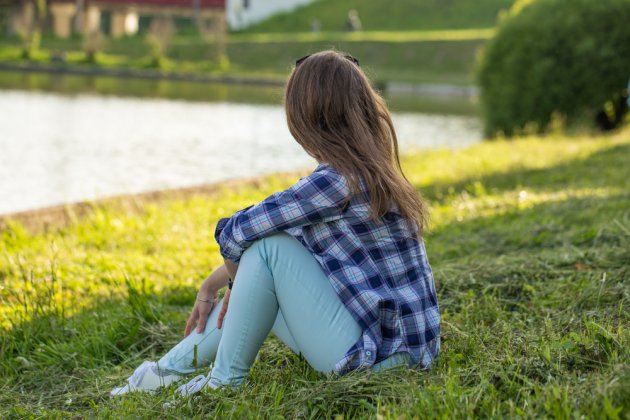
[175,371,220,396]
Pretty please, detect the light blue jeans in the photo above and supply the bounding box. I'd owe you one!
[158,233,410,385]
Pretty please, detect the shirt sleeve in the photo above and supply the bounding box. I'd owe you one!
[214,169,350,263]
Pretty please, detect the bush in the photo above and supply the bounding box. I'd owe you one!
[477,0,630,136]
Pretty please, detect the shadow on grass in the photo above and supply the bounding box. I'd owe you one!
[0,282,198,411]
[4,188,628,416]
[427,192,630,261]
[428,191,629,307]
[421,143,630,204]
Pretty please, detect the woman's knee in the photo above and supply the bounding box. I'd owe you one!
[243,233,304,264]
[260,232,300,251]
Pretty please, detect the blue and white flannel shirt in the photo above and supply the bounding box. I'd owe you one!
[215,163,440,373]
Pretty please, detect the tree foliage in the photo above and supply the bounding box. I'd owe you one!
[477,0,630,136]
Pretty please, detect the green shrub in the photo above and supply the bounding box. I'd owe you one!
[477,0,630,136]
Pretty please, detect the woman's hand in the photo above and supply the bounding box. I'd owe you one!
[184,292,218,336]
[184,265,230,336]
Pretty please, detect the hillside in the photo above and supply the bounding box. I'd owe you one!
[0,0,517,88]
[240,0,516,33]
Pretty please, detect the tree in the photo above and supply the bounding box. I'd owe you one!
[477,0,630,136]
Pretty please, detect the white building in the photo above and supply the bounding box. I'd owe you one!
[226,0,315,31]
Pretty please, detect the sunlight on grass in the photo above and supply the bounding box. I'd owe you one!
[431,187,620,226]
[229,28,496,43]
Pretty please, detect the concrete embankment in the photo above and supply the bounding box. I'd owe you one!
[0,62,478,98]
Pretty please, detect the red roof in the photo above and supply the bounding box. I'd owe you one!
[89,0,225,8]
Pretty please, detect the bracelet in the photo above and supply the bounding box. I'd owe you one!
[228,279,233,290]
[197,297,215,304]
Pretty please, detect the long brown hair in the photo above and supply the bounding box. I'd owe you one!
[284,50,428,233]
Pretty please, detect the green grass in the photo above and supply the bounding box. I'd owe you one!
[226,38,485,85]
[228,28,495,43]
[241,0,514,33]
[1,128,629,417]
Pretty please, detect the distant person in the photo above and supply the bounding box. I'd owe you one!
[311,18,321,33]
[111,51,440,397]
[344,9,362,32]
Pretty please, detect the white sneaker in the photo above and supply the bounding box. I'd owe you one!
[111,361,182,396]
[175,369,221,397]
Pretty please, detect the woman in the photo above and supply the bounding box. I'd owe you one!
[111,51,440,396]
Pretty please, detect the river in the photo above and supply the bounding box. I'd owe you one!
[0,86,481,215]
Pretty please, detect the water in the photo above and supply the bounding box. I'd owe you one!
[0,89,481,215]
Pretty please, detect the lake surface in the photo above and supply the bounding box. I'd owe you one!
[0,89,481,215]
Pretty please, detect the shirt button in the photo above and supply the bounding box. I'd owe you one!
[366,351,372,357]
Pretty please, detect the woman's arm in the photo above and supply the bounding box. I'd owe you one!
[184,264,231,336]
[216,259,239,329]
[215,169,349,264]
[224,259,238,280]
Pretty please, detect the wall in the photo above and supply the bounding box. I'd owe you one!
[226,0,314,30]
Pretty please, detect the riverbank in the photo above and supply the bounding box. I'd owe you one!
[0,171,305,234]
[0,69,482,119]
[1,128,628,417]
[0,62,479,99]
[0,30,486,86]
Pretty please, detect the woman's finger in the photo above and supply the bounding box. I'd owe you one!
[185,309,198,337]
[196,301,213,333]
[217,304,227,329]
[217,290,231,329]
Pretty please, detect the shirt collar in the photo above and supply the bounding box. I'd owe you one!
[314,162,330,172]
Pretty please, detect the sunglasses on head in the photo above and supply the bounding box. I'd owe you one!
[295,54,360,67]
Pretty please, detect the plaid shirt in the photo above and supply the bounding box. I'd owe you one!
[215,163,440,373]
